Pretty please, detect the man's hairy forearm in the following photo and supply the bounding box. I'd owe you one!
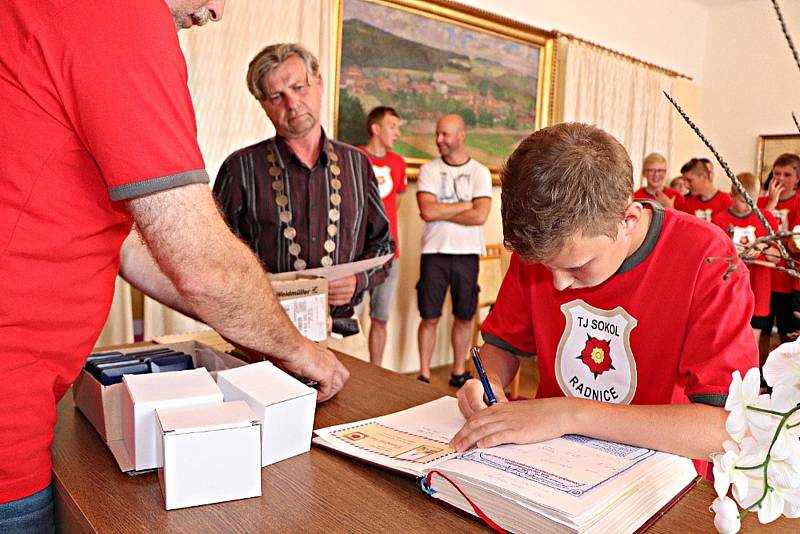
[119,229,197,319]
[126,183,306,361]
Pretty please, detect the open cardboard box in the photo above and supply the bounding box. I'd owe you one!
[73,340,246,473]
[269,272,329,343]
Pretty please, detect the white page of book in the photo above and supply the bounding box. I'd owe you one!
[432,437,666,518]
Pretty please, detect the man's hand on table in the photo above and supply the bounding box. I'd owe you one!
[283,340,350,402]
[228,338,350,402]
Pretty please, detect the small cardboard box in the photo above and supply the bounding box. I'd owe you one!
[216,361,316,466]
[122,368,223,471]
[73,341,245,445]
[156,401,262,510]
[269,272,328,343]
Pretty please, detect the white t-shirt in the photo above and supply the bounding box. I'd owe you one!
[417,157,492,255]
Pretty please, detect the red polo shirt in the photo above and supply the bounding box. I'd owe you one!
[0,0,207,502]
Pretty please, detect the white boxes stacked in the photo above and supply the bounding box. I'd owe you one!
[217,361,317,466]
[122,368,223,471]
[119,358,316,510]
[157,401,262,510]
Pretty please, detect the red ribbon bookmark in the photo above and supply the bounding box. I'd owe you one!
[423,470,508,534]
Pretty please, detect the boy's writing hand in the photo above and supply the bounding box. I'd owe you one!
[456,377,507,418]
[449,397,571,452]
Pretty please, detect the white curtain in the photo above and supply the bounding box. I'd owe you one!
[141,0,335,339]
[559,36,676,185]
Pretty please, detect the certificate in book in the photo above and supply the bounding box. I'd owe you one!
[313,396,698,534]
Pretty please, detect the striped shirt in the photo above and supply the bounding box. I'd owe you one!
[213,132,394,317]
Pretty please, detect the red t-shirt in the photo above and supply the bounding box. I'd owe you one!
[678,191,733,222]
[712,209,779,317]
[633,187,680,203]
[481,207,756,409]
[361,149,407,258]
[757,194,800,293]
[0,0,206,503]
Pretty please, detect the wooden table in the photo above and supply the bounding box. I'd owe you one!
[53,354,794,533]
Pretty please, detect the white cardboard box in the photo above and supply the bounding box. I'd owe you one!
[157,401,262,510]
[122,368,223,471]
[216,362,316,466]
[73,341,245,445]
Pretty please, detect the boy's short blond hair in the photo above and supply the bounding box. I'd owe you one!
[642,152,667,169]
[501,123,632,263]
[733,172,759,199]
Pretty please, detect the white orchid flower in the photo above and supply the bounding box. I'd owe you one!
[769,424,800,464]
[712,439,753,501]
[782,486,800,519]
[738,469,800,524]
[758,483,800,523]
[752,385,800,463]
[714,342,800,530]
[768,458,800,491]
[763,339,800,389]
[711,496,741,534]
[725,368,765,442]
[757,486,785,523]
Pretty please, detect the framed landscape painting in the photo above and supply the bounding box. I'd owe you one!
[333,0,555,177]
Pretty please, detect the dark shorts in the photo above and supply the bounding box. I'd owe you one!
[764,291,799,335]
[417,253,479,321]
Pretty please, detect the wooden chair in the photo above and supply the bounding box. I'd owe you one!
[470,243,521,399]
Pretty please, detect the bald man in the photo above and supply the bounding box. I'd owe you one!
[416,114,492,386]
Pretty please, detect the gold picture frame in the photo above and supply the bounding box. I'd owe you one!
[333,0,556,181]
[756,133,800,185]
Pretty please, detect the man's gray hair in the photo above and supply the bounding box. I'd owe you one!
[246,43,320,101]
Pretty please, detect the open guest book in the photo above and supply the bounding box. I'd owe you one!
[313,396,698,534]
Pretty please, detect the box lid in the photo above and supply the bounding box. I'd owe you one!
[123,368,220,403]
[269,272,321,283]
[157,401,260,435]
[217,361,315,405]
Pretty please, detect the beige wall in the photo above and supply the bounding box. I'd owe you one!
[457,0,710,81]
[695,0,800,182]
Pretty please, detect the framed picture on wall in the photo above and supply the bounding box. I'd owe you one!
[333,0,556,179]
[756,133,800,185]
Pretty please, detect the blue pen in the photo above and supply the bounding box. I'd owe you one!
[471,346,497,406]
